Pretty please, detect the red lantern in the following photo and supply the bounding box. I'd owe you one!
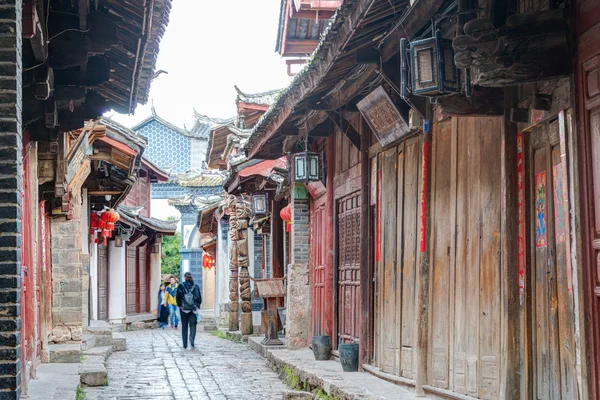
[202,253,213,268]
[280,204,292,233]
[100,229,110,245]
[101,209,120,231]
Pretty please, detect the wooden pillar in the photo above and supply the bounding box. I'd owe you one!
[237,196,253,335]
[499,87,521,399]
[271,200,284,279]
[324,134,335,339]
[415,120,432,396]
[228,195,239,331]
[359,119,371,368]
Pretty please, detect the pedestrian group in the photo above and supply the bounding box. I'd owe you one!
[156,273,202,349]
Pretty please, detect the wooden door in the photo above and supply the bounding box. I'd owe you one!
[429,117,502,398]
[126,246,137,315]
[576,2,600,397]
[97,245,108,320]
[139,246,148,313]
[310,195,327,338]
[529,122,578,400]
[337,191,361,344]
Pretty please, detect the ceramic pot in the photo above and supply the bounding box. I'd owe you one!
[311,336,331,360]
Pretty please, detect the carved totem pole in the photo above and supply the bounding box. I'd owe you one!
[227,195,254,334]
[227,195,239,331]
[236,196,254,335]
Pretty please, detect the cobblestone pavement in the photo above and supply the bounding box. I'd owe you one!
[85,329,288,400]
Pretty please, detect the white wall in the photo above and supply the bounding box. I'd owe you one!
[90,239,98,321]
[190,138,207,171]
[215,220,230,320]
[108,242,126,323]
[149,246,161,313]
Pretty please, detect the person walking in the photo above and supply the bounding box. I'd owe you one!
[156,284,169,329]
[176,272,202,349]
[166,277,179,329]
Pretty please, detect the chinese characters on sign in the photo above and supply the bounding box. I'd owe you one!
[357,86,410,146]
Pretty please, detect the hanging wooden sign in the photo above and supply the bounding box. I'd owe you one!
[65,130,91,186]
[357,86,410,146]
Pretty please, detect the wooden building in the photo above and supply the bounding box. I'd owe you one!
[575,1,600,399]
[1,0,172,396]
[242,0,596,398]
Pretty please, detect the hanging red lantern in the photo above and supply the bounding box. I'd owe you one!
[202,253,213,268]
[101,208,120,231]
[100,229,111,245]
[90,212,99,229]
[280,204,292,233]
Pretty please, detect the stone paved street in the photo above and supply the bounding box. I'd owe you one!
[85,329,287,400]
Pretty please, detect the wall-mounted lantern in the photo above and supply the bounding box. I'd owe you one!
[409,30,460,96]
[114,235,123,247]
[294,151,320,183]
[252,193,268,215]
[151,243,160,254]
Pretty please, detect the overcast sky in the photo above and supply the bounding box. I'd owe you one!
[108,0,292,130]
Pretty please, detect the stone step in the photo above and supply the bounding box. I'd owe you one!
[48,344,81,363]
[79,363,108,387]
[112,332,127,352]
[203,324,218,332]
[109,324,125,332]
[94,334,113,347]
[83,345,113,362]
[81,355,105,366]
[81,334,96,351]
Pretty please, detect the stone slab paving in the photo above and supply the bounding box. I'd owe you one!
[267,348,418,400]
[85,328,287,400]
[24,363,80,400]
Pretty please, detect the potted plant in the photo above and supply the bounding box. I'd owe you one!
[311,319,331,360]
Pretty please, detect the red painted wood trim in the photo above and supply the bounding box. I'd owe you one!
[419,142,429,252]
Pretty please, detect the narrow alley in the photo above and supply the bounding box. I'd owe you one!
[85,330,287,400]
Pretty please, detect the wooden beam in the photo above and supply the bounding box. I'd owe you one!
[309,118,334,137]
[415,103,432,396]
[358,117,371,368]
[499,86,521,400]
[87,190,123,196]
[326,111,361,149]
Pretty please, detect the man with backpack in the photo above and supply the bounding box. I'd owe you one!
[176,272,202,349]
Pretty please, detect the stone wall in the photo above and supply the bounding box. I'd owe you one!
[50,214,83,343]
[0,0,24,396]
[285,196,311,349]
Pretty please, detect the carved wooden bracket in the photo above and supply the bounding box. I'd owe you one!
[453,9,571,87]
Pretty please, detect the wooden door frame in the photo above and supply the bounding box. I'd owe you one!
[575,8,600,398]
[97,244,109,321]
[309,194,328,340]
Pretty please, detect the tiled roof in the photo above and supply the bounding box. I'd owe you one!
[169,172,226,188]
[117,205,178,233]
[131,106,187,135]
[235,86,280,107]
[187,111,235,140]
[137,214,178,233]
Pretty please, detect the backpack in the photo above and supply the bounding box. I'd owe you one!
[181,283,197,311]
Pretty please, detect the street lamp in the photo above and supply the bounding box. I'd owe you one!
[294,151,320,183]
